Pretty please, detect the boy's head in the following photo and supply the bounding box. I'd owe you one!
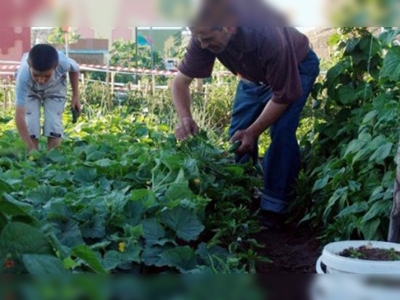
[28,44,59,84]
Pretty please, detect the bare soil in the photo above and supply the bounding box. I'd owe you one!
[254,222,322,273]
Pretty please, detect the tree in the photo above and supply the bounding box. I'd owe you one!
[47,27,80,45]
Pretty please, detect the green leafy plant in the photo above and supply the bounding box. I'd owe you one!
[48,27,80,45]
[296,27,400,242]
[0,110,264,274]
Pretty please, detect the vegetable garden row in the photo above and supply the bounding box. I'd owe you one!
[0,27,400,274]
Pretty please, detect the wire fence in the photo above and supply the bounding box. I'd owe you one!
[0,61,236,110]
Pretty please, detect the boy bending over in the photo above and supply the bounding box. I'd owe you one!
[15,44,81,151]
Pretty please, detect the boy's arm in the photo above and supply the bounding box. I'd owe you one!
[69,71,81,115]
[14,64,37,151]
[15,106,37,151]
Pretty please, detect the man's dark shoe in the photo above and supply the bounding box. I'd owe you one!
[259,210,286,230]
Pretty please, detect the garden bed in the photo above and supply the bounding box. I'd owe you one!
[255,223,322,273]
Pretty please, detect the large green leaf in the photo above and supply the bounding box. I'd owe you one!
[344,37,359,54]
[361,201,391,223]
[141,245,169,267]
[0,222,53,255]
[322,187,348,222]
[26,186,56,204]
[359,36,380,57]
[160,154,184,170]
[53,219,85,248]
[131,189,156,208]
[326,62,343,89]
[380,47,400,81]
[337,85,356,105]
[86,151,106,161]
[46,149,66,163]
[165,182,194,202]
[0,178,12,193]
[160,246,197,272]
[379,29,400,47]
[22,254,67,274]
[102,250,120,271]
[80,214,106,239]
[183,158,199,176]
[362,110,379,124]
[344,139,365,157]
[73,167,98,184]
[72,245,107,274]
[337,201,368,218]
[124,201,143,226]
[312,176,330,192]
[160,207,204,241]
[369,142,393,163]
[94,158,115,167]
[120,242,141,264]
[142,218,165,245]
[196,243,230,267]
[0,197,34,220]
[360,218,381,240]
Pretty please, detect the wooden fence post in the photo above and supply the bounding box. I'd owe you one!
[110,71,115,108]
[152,74,156,95]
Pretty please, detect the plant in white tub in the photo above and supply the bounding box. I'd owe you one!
[313,241,400,300]
[316,240,400,274]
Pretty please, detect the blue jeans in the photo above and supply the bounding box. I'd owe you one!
[228,50,320,214]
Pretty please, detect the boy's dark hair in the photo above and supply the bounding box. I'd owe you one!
[28,44,59,72]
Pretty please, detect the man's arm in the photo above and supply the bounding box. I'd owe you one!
[231,97,289,153]
[69,71,81,115]
[171,71,199,140]
[15,106,37,151]
[247,97,289,137]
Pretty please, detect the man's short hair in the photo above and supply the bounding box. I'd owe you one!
[28,44,59,72]
[189,27,223,33]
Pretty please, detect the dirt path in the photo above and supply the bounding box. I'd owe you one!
[255,223,322,273]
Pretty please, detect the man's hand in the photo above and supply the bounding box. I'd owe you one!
[230,129,257,154]
[71,95,81,116]
[175,117,199,140]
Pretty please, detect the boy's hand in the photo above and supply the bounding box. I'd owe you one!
[71,107,79,123]
[71,95,81,116]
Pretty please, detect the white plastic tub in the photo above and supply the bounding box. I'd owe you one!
[312,241,400,300]
[316,240,400,274]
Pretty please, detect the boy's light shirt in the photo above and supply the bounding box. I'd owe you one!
[15,51,79,107]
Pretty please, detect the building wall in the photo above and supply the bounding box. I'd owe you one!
[0,27,31,62]
[74,27,137,49]
[52,39,109,65]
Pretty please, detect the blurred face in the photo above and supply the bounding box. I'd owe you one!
[29,67,55,85]
[192,27,236,54]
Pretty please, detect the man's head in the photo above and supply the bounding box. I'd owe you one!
[190,27,236,54]
[28,44,59,84]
